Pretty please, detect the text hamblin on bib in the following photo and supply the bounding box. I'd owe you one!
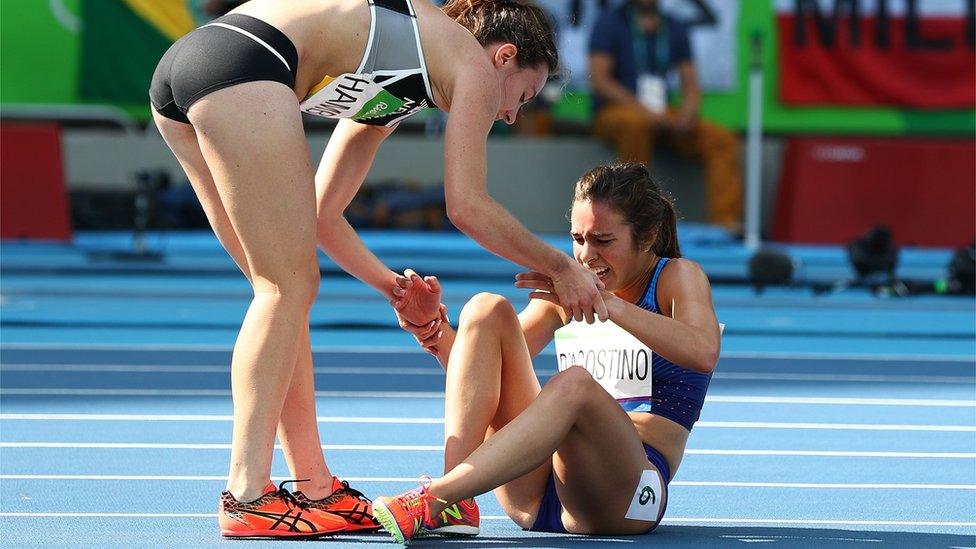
[300,72,425,122]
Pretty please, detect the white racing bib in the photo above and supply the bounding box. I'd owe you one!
[625,469,663,522]
[299,72,426,123]
[553,320,652,402]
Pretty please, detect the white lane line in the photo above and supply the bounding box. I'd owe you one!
[706,396,976,407]
[0,513,218,518]
[0,475,415,482]
[0,364,444,376]
[3,364,973,384]
[0,513,971,527]
[712,372,975,384]
[695,421,976,432]
[716,352,976,363]
[0,343,419,354]
[0,413,431,422]
[4,342,974,362]
[2,389,973,408]
[686,450,976,458]
[1,442,972,458]
[4,414,974,433]
[673,481,976,490]
[720,534,883,543]
[0,389,446,398]
[0,442,442,450]
[2,475,973,490]
[664,518,976,527]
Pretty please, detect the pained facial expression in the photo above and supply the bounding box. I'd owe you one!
[571,200,655,293]
[493,44,548,125]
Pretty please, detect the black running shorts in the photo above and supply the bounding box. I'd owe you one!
[149,14,299,124]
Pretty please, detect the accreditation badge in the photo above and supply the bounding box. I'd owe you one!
[553,320,652,402]
[637,73,667,114]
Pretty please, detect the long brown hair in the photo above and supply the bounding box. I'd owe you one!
[440,0,558,74]
[572,162,681,258]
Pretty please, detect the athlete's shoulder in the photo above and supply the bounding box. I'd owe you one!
[415,4,492,110]
[658,258,711,293]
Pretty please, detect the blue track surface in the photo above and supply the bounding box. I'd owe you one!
[1,230,974,548]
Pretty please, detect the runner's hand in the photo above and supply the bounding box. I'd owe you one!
[391,269,442,326]
[516,262,608,323]
[393,303,448,355]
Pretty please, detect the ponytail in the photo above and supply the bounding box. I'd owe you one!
[652,191,681,258]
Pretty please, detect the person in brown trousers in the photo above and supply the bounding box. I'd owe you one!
[589,0,742,232]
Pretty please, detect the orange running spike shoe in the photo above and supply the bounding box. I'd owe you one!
[293,476,382,532]
[371,477,445,545]
[422,497,480,537]
[218,480,347,539]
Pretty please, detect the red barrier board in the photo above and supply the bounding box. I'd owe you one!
[772,137,975,247]
[1,123,73,241]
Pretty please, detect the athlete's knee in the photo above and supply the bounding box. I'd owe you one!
[252,260,320,306]
[459,292,517,330]
[543,365,598,404]
[291,261,321,305]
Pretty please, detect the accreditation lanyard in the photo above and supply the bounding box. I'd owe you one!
[630,11,669,75]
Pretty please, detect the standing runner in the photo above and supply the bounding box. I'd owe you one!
[149,0,606,539]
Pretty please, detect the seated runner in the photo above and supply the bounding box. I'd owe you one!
[374,162,721,542]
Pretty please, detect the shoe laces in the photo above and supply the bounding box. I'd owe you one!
[333,479,372,505]
[419,475,447,505]
[275,479,311,510]
[393,476,446,518]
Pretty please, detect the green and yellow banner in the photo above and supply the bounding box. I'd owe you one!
[79,0,200,104]
[1,0,207,110]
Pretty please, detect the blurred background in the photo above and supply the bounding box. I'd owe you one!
[1,0,972,247]
[0,3,974,545]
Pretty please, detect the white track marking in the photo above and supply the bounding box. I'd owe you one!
[3,363,973,384]
[4,414,974,432]
[4,342,974,362]
[1,442,973,458]
[2,389,973,407]
[2,475,973,490]
[0,513,972,527]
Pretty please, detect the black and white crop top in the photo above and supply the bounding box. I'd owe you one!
[300,0,437,126]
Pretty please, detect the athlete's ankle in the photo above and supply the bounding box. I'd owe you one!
[294,476,338,500]
[425,485,451,517]
[225,478,271,503]
[428,499,448,517]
